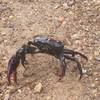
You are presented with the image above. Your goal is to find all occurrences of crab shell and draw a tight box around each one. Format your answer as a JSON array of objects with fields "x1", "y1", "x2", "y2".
[{"x1": 32, "y1": 35, "x2": 64, "y2": 54}]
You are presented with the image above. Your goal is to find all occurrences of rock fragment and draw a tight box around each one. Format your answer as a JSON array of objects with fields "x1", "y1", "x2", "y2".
[
  {"x1": 34, "y1": 83, "x2": 43, "y2": 93},
  {"x1": 4, "y1": 93, "x2": 10, "y2": 100}
]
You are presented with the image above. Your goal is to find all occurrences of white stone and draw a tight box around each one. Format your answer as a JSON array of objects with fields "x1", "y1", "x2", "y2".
[
  {"x1": 18, "y1": 89, "x2": 21, "y2": 93},
  {"x1": 82, "y1": 69, "x2": 87, "y2": 74},
  {"x1": 62, "y1": 3, "x2": 69, "y2": 10},
  {"x1": 4, "y1": 93, "x2": 10, "y2": 100},
  {"x1": 34, "y1": 83, "x2": 43, "y2": 93}
]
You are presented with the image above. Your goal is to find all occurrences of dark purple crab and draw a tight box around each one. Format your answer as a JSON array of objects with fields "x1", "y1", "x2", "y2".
[
  {"x1": 28, "y1": 35, "x2": 88, "y2": 80},
  {"x1": 7, "y1": 35, "x2": 88, "y2": 85},
  {"x1": 7, "y1": 44, "x2": 37, "y2": 85}
]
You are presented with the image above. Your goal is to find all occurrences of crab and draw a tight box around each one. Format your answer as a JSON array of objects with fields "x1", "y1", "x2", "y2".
[
  {"x1": 7, "y1": 44, "x2": 37, "y2": 85},
  {"x1": 28, "y1": 35, "x2": 88, "y2": 80},
  {"x1": 7, "y1": 35, "x2": 88, "y2": 85}
]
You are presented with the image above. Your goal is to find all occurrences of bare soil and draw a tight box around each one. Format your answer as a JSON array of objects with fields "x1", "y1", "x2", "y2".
[{"x1": 0, "y1": 0, "x2": 100, "y2": 100}]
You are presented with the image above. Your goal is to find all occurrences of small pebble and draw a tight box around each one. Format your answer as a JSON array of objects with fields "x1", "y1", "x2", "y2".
[
  {"x1": 91, "y1": 84, "x2": 96, "y2": 89},
  {"x1": 94, "y1": 51, "x2": 99, "y2": 56},
  {"x1": 58, "y1": 16, "x2": 64, "y2": 22},
  {"x1": 82, "y1": 69, "x2": 87, "y2": 74},
  {"x1": 9, "y1": 15, "x2": 14, "y2": 19},
  {"x1": 54, "y1": 4, "x2": 60, "y2": 9},
  {"x1": 95, "y1": 56, "x2": 100, "y2": 61},
  {"x1": 46, "y1": 96, "x2": 51, "y2": 100},
  {"x1": 18, "y1": 89, "x2": 21, "y2": 93},
  {"x1": 1, "y1": 32, "x2": 6, "y2": 35},
  {"x1": 62, "y1": 3, "x2": 69, "y2": 10},
  {"x1": 4, "y1": 40, "x2": 8, "y2": 43},
  {"x1": 0, "y1": 93, "x2": 3, "y2": 96},
  {"x1": 95, "y1": 78, "x2": 98, "y2": 81},
  {"x1": 4, "y1": 93, "x2": 10, "y2": 100},
  {"x1": 34, "y1": 83, "x2": 43, "y2": 93}
]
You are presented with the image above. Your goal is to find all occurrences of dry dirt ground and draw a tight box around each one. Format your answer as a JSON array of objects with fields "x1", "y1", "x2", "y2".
[{"x1": 0, "y1": 0, "x2": 100, "y2": 100}]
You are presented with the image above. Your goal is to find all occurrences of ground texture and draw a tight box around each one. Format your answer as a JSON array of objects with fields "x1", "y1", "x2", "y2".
[{"x1": 0, "y1": 0, "x2": 100, "y2": 100}]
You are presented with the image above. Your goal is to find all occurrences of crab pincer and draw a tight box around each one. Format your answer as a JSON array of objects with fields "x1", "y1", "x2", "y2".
[
  {"x1": 7, "y1": 44, "x2": 38, "y2": 85},
  {"x1": 7, "y1": 54, "x2": 20, "y2": 85}
]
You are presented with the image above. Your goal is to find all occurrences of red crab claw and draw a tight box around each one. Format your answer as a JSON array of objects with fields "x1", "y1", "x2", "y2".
[{"x1": 7, "y1": 55, "x2": 20, "y2": 85}]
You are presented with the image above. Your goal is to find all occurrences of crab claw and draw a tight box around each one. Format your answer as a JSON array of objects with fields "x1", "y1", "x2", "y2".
[{"x1": 7, "y1": 55, "x2": 20, "y2": 85}]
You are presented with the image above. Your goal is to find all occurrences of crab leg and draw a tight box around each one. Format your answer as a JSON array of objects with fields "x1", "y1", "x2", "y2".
[
  {"x1": 20, "y1": 56, "x2": 26, "y2": 68},
  {"x1": 27, "y1": 41, "x2": 34, "y2": 46},
  {"x1": 64, "y1": 54, "x2": 82, "y2": 79},
  {"x1": 7, "y1": 55, "x2": 20, "y2": 85},
  {"x1": 13, "y1": 70, "x2": 17, "y2": 84},
  {"x1": 58, "y1": 54, "x2": 67, "y2": 80},
  {"x1": 63, "y1": 49, "x2": 88, "y2": 60},
  {"x1": 7, "y1": 70, "x2": 12, "y2": 85}
]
